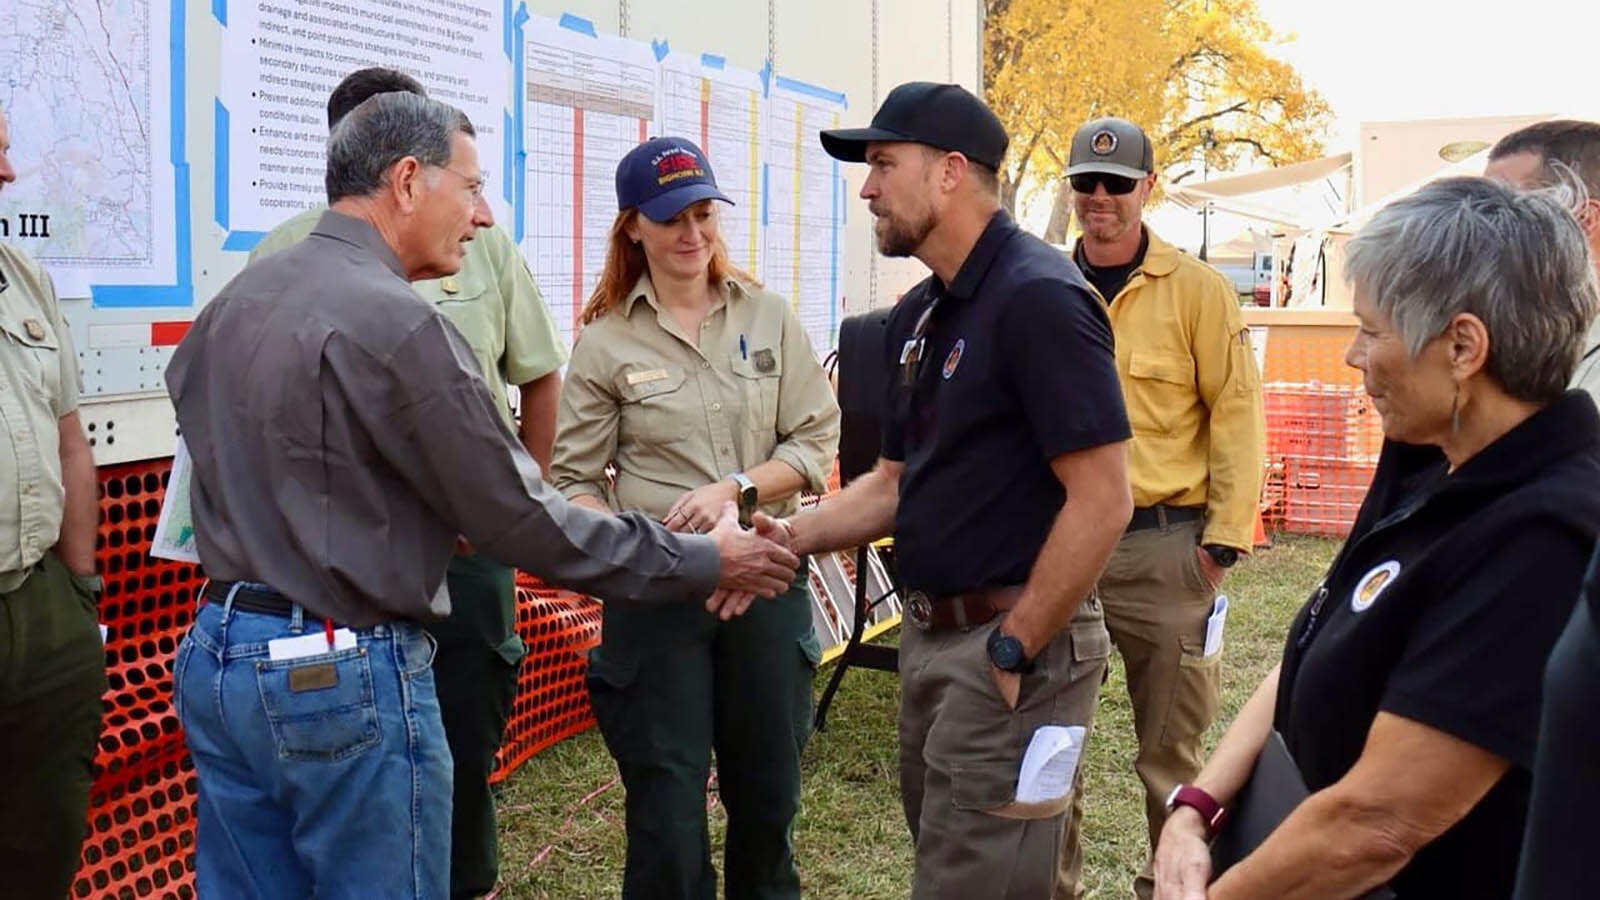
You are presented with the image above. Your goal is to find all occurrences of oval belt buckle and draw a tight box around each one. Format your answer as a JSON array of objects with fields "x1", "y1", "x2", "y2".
[{"x1": 907, "y1": 590, "x2": 934, "y2": 631}]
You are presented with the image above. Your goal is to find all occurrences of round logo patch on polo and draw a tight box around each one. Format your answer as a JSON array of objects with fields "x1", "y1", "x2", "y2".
[
  {"x1": 1351, "y1": 560, "x2": 1401, "y2": 613},
  {"x1": 1091, "y1": 130, "x2": 1118, "y2": 156},
  {"x1": 942, "y1": 338, "x2": 965, "y2": 379}
]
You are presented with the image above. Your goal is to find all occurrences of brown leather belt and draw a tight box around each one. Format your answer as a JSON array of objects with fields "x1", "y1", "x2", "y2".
[
  {"x1": 904, "y1": 585, "x2": 1023, "y2": 632},
  {"x1": 203, "y1": 580, "x2": 328, "y2": 623}
]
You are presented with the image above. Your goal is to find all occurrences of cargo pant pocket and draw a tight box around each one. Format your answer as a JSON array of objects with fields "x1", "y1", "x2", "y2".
[
  {"x1": 256, "y1": 647, "x2": 382, "y2": 762},
  {"x1": 1160, "y1": 642, "x2": 1221, "y2": 747},
  {"x1": 585, "y1": 650, "x2": 641, "y2": 761},
  {"x1": 952, "y1": 761, "x2": 1072, "y2": 820}
]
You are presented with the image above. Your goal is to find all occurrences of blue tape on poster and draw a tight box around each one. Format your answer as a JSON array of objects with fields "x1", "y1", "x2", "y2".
[
  {"x1": 652, "y1": 39, "x2": 670, "y2": 61},
  {"x1": 503, "y1": 0, "x2": 515, "y2": 59},
  {"x1": 221, "y1": 231, "x2": 267, "y2": 252},
  {"x1": 701, "y1": 53, "x2": 725, "y2": 70},
  {"x1": 759, "y1": 60, "x2": 772, "y2": 97},
  {"x1": 93, "y1": 0, "x2": 192, "y2": 308},
  {"x1": 772, "y1": 75, "x2": 846, "y2": 108},
  {"x1": 212, "y1": 0, "x2": 227, "y2": 25},
  {"x1": 214, "y1": 100, "x2": 230, "y2": 230},
  {"x1": 503, "y1": 110, "x2": 515, "y2": 205},
  {"x1": 558, "y1": 13, "x2": 596, "y2": 36},
  {"x1": 513, "y1": 3, "x2": 530, "y2": 244}
]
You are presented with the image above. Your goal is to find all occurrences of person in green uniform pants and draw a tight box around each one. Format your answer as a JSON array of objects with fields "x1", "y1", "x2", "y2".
[
  {"x1": 249, "y1": 68, "x2": 567, "y2": 900},
  {"x1": 0, "y1": 102, "x2": 108, "y2": 899},
  {"x1": 551, "y1": 136, "x2": 841, "y2": 900}
]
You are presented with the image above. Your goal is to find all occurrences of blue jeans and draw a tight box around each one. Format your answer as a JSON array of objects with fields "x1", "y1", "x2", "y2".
[{"x1": 174, "y1": 590, "x2": 453, "y2": 899}]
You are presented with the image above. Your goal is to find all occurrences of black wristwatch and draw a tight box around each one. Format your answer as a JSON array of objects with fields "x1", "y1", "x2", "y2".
[
  {"x1": 987, "y1": 627, "x2": 1036, "y2": 673},
  {"x1": 729, "y1": 472, "x2": 758, "y2": 526},
  {"x1": 1202, "y1": 543, "x2": 1240, "y2": 568}
]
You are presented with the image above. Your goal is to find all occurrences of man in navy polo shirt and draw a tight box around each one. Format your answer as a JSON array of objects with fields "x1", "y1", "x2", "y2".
[{"x1": 759, "y1": 82, "x2": 1133, "y2": 898}]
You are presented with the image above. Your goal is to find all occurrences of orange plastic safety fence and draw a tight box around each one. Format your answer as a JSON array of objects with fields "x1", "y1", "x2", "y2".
[
  {"x1": 490, "y1": 578, "x2": 604, "y2": 783},
  {"x1": 1257, "y1": 324, "x2": 1384, "y2": 538},
  {"x1": 75, "y1": 459, "x2": 200, "y2": 899},
  {"x1": 1259, "y1": 330, "x2": 1362, "y2": 387}
]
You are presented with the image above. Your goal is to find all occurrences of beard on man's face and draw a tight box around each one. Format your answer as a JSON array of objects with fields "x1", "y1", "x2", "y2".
[{"x1": 874, "y1": 205, "x2": 936, "y2": 257}]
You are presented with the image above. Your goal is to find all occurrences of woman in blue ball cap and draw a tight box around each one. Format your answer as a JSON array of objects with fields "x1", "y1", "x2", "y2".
[{"x1": 549, "y1": 136, "x2": 840, "y2": 898}]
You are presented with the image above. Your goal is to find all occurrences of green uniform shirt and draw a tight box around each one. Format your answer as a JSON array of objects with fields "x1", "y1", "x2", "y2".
[
  {"x1": 250, "y1": 207, "x2": 566, "y2": 428},
  {"x1": 0, "y1": 243, "x2": 80, "y2": 591},
  {"x1": 551, "y1": 274, "x2": 840, "y2": 520}
]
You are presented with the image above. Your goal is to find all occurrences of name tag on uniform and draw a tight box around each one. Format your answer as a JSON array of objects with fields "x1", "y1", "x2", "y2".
[
  {"x1": 626, "y1": 368, "x2": 670, "y2": 386},
  {"x1": 268, "y1": 629, "x2": 357, "y2": 662}
]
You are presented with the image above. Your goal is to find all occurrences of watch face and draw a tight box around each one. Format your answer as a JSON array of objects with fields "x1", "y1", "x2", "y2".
[{"x1": 987, "y1": 629, "x2": 1025, "y2": 670}]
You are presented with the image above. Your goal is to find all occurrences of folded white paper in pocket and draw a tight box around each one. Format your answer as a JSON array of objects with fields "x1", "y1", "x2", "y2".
[
  {"x1": 1204, "y1": 595, "x2": 1229, "y2": 658},
  {"x1": 1016, "y1": 724, "x2": 1087, "y2": 803},
  {"x1": 268, "y1": 629, "x2": 358, "y2": 662}
]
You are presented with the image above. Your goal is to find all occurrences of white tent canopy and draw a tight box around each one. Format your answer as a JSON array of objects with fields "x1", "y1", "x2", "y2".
[{"x1": 1167, "y1": 152, "x2": 1353, "y2": 230}]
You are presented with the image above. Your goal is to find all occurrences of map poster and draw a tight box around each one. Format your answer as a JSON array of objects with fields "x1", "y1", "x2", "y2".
[
  {"x1": 216, "y1": 0, "x2": 510, "y2": 237},
  {"x1": 0, "y1": 0, "x2": 178, "y2": 299},
  {"x1": 656, "y1": 52, "x2": 766, "y2": 279},
  {"x1": 520, "y1": 15, "x2": 657, "y2": 348}
]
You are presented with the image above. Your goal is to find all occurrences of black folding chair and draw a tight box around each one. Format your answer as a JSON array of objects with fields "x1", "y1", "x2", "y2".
[{"x1": 814, "y1": 310, "x2": 902, "y2": 732}]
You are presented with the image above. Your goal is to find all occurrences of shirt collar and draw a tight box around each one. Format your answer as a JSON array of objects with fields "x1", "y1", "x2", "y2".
[
  {"x1": 621, "y1": 273, "x2": 748, "y2": 316},
  {"x1": 1138, "y1": 226, "x2": 1182, "y2": 277},
  {"x1": 310, "y1": 210, "x2": 407, "y2": 280},
  {"x1": 944, "y1": 209, "x2": 1021, "y2": 302}
]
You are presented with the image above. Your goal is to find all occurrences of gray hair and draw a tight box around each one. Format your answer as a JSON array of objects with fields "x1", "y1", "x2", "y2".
[
  {"x1": 1344, "y1": 176, "x2": 1599, "y2": 402},
  {"x1": 325, "y1": 91, "x2": 474, "y2": 203}
]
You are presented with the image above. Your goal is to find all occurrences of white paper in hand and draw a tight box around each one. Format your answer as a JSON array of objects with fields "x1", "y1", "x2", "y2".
[
  {"x1": 1016, "y1": 725, "x2": 1087, "y2": 803},
  {"x1": 150, "y1": 437, "x2": 201, "y2": 564},
  {"x1": 1204, "y1": 595, "x2": 1229, "y2": 658}
]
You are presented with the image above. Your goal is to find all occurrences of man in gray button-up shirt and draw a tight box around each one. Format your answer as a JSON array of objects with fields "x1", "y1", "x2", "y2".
[{"x1": 166, "y1": 92, "x2": 797, "y2": 898}]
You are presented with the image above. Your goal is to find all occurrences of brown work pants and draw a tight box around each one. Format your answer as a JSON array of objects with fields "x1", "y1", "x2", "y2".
[
  {"x1": 898, "y1": 596, "x2": 1111, "y2": 900},
  {"x1": 1060, "y1": 518, "x2": 1222, "y2": 899}
]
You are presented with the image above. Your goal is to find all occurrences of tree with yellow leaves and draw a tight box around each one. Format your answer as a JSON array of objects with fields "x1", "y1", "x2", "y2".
[{"x1": 987, "y1": 0, "x2": 1332, "y2": 242}]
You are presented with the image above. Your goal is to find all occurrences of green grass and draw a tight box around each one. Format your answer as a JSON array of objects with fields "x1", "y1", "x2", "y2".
[{"x1": 493, "y1": 536, "x2": 1340, "y2": 899}]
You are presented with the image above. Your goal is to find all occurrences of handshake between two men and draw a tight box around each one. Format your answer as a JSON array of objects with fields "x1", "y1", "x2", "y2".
[{"x1": 694, "y1": 501, "x2": 804, "y2": 620}]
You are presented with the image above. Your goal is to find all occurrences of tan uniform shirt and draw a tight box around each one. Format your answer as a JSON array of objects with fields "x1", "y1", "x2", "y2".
[
  {"x1": 168, "y1": 212, "x2": 721, "y2": 627},
  {"x1": 250, "y1": 207, "x2": 566, "y2": 429},
  {"x1": 552, "y1": 275, "x2": 840, "y2": 521},
  {"x1": 1092, "y1": 227, "x2": 1265, "y2": 551},
  {"x1": 0, "y1": 244, "x2": 79, "y2": 592}
]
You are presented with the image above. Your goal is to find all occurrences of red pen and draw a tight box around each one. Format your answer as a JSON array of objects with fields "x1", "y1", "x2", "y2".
[{"x1": 324, "y1": 617, "x2": 336, "y2": 650}]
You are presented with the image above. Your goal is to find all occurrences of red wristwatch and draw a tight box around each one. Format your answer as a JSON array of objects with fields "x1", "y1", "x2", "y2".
[{"x1": 1165, "y1": 784, "x2": 1227, "y2": 838}]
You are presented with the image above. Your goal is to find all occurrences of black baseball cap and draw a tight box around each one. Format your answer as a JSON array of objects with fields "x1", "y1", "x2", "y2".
[
  {"x1": 820, "y1": 82, "x2": 1009, "y2": 170},
  {"x1": 615, "y1": 136, "x2": 732, "y2": 222}
]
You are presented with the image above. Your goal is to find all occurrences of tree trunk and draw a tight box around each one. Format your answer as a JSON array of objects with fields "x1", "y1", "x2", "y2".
[
  {"x1": 1000, "y1": 173, "x2": 1019, "y2": 213},
  {"x1": 1042, "y1": 177, "x2": 1074, "y2": 245}
]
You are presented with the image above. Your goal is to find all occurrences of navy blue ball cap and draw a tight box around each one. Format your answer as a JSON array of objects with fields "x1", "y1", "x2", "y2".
[
  {"x1": 616, "y1": 136, "x2": 733, "y2": 222},
  {"x1": 820, "y1": 81, "x2": 1009, "y2": 170}
]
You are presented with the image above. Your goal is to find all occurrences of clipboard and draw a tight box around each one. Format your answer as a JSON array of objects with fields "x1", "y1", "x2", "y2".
[{"x1": 1210, "y1": 731, "x2": 1396, "y2": 900}]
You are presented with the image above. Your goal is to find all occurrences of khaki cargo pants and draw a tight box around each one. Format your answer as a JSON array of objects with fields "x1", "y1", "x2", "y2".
[
  {"x1": 1061, "y1": 518, "x2": 1222, "y2": 899},
  {"x1": 898, "y1": 596, "x2": 1111, "y2": 900}
]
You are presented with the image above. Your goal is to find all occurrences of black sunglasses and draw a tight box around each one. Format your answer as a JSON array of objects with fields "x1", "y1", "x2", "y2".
[{"x1": 1069, "y1": 172, "x2": 1140, "y2": 196}]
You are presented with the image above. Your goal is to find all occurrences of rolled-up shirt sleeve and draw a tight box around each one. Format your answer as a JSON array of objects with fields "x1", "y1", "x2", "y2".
[
  {"x1": 353, "y1": 317, "x2": 720, "y2": 604},
  {"x1": 549, "y1": 330, "x2": 619, "y2": 506},
  {"x1": 769, "y1": 304, "x2": 841, "y2": 493}
]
